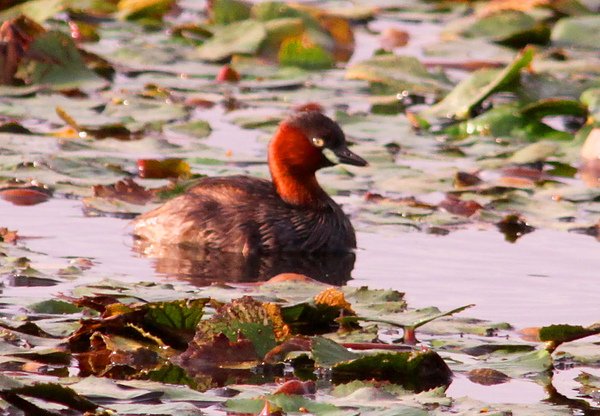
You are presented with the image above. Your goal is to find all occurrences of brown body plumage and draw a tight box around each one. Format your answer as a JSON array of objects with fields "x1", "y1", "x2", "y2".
[{"x1": 132, "y1": 111, "x2": 367, "y2": 255}]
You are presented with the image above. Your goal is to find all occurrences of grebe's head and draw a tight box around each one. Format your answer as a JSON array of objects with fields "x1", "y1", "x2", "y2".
[{"x1": 269, "y1": 111, "x2": 367, "y2": 175}]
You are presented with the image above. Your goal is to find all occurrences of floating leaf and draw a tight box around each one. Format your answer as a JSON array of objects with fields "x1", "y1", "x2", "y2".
[
  {"x1": 29, "y1": 299, "x2": 83, "y2": 314},
  {"x1": 137, "y1": 158, "x2": 191, "y2": 179},
  {"x1": 445, "y1": 103, "x2": 574, "y2": 141},
  {"x1": 311, "y1": 336, "x2": 358, "y2": 367},
  {"x1": 509, "y1": 141, "x2": 559, "y2": 164},
  {"x1": 581, "y1": 88, "x2": 600, "y2": 123},
  {"x1": 420, "y1": 47, "x2": 534, "y2": 122},
  {"x1": 331, "y1": 350, "x2": 452, "y2": 390},
  {"x1": 0, "y1": 187, "x2": 51, "y2": 206},
  {"x1": 186, "y1": 297, "x2": 284, "y2": 361},
  {"x1": 25, "y1": 31, "x2": 106, "y2": 90},
  {"x1": 197, "y1": 19, "x2": 267, "y2": 61},
  {"x1": 209, "y1": 0, "x2": 251, "y2": 24},
  {"x1": 456, "y1": 10, "x2": 550, "y2": 46},
  {"x1": 118, "y1": 0, "x2": 175, "y2": 21},
  {"x1": 539, "y1": 323, "x2": 600, "y2": 352},
  {"x1": 0, "y1": 382, "x2": 98, "y2": 415},
  {"x1": 92, "y1": 178, "x2": 154, "y2": 205},
  {"x1": 0, "y1": 0, "x2": 68, "y2": 24},
  {"x1": 278, "y1": 37, "x2": 334, "y2": 70},
  {"x1": 467, "y1": 368, "x2": 511, "y2": 385},
  {"x1": 346, "y1": 54, "x2": 453, "y2": 95},
  {"x1": 0, "y1": 227, "x2": 19, "y2": 243},
  {"x1": 215, "y1": 65, "x2": 241, "y2": 83},
  {"x1": 0, "y1": 16, "x2": 45, "y2": 85},
  {"x1": 551, "y1": 15, "x2": 600, "y2": 49},
  {"x1": 520, "y1": 98, "x2": 588, "y2": 119}
]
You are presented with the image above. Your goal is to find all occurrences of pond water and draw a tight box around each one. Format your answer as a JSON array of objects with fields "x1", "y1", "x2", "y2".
[
  {"x1": 2, "y1": 197, "x2": 598, "y2": 330},
  {"x1": 0, "y1": 0, "x2": 599, "y2": 413},
  {"x1": 2, "y1": 196, "x2": 599, "y2": 408}
]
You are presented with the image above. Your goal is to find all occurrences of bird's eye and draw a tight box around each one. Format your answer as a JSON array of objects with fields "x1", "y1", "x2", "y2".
[{"x1": 312, "y1": 137, "x2": 325, "y2": 148}]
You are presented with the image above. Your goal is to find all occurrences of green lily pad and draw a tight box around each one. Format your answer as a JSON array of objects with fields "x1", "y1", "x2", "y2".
[
  {"x1": 210, "y1": 0, "x2": 251, "y2": 24},
  {"x1": 118, "y1": 0, "x2": 175, "y2": 21},
  {"x1": 25, "y1": 31, "x2": 107, "y2": 90},
  {"x1": 0, "y1": 0, "x2": 69, "y2": 23},
  {"x1": 420, "y1": 47, "x2": 534, "y2": 123},
  {"x1": 197, "y1": 19, "x2": 267, "y2": 61},
  {"x1": 551, "y1": 15, "x2": 600, "y2": 49},
  {"x1": 581, "y1": 88, "x2": 600, "y2": 123},
  {"x1": 445, "y1": 104, "x2": 574, "y2": 142},
  {"x1": 456, "y1": 10, "x2": 550, "y2": 46},
  {"x1": 312, "y1": 336, "x2": 359, "y2": 366},
  {"x1": 166, "y1": 120, "x2": 212, "y2": 139},
  {"x1": 0, "y1": 382, "x2": 98, "y2": 414},
  {"x1": 539, "y1": 323, "x2": 600, "y2": 352},
  {"x1": 278, "y1": 38, "x2": 334, "y2": 70},
  {"x1": 28, "y1": 299, "x2": 83, "y2": 314},
  {"x1": 331, "y1": 350, "x2": 452, "y2": 389},
  {"x1": 346, "y1": 54, "x2": 453, "y2": 96}
]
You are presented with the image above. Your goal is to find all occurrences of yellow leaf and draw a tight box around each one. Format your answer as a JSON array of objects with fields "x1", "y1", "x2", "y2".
[{"x1": 314, "y1": 288, "x2": 354, "y2": 313}]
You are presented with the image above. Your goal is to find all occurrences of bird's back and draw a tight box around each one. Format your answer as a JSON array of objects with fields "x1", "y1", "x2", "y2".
[{"x1": 132, "y1": 175, "x2": 356, "y2": 254}]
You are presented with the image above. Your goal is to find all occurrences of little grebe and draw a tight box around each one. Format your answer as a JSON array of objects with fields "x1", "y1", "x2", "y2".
[{"x1": 132, "y1": 111, "x2": 367, "y2": 254}]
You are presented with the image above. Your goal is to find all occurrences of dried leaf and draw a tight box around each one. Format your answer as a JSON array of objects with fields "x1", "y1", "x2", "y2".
[{"x1": 92, "y1": 178, "x2": 154, "y2": 205}]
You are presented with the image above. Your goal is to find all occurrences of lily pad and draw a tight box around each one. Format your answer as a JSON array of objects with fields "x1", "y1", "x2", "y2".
[
  {"x1": 420, "y1": 47, "x2": 534, "y2": 123},
  {"x1": 197, "y1": 19, "x2": 267, "y2": 61},
  {"x1": 25, "y1": 31, "x2": 107, "y2": 90},
  {"x1": 346, "y1": 54, "x2": 453, "y2": 96},
  {"x1": 551, "y1": 15, "x2": 600, "y2": 49},
  {"x1": 455, "y1": 10, "x2": 550, "y2": 46}
]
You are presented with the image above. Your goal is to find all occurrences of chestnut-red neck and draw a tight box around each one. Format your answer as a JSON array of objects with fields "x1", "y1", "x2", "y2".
[{"x1": 268, "y1": 123, "x2": 327, "y2": 207}]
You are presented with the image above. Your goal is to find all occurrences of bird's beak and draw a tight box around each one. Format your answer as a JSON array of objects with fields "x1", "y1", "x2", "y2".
[{"x1": 324, "y1": 145, "x2": 368, "y2": 167}]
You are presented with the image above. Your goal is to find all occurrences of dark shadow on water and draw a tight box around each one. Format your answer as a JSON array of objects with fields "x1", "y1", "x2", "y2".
[{"x1": 132, "y1": 240, "x2": 355, "y2": 286}]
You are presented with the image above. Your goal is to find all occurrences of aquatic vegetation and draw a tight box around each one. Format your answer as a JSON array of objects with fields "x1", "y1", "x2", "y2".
[{"x1": 0, "y1": 0, "x2": 598, "y2": 414}]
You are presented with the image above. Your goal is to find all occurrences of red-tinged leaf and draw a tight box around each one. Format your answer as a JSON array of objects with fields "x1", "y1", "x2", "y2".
[
  {"x1": 137, "y1": 158, "x2": 191, "y2": 179},
  {"x1": 216, "y1": 64, "x2": 240, "y2": 83},
  {"x1": 438, "y1": 195, "x2": 482, "y2": 217},
  {"x1": 185, "y1": 97, "x2": 216, "y2": 108},
  {"x1": 263, "y1": 336, "x2": 312, "y2": 364},
  {"x1": 454, "y1": 171, "x2": 482, "y2": 188},
  {"x1": 0, "y1": 187, "x2": 51, "y2": 206},
  {"x1": 502, "y1": 166, "x2": 547, "y2": 181},
  {"x1": 380, "y1": 27, "x2": 409, "y2": 50},
  {"x1": 187, "y1": 297, "x2": 286, "y2": 359},
  {"x1": 498, "y1": 176, "x2": 536, "y2": 188},
  {"x1": 0, "y1": 227, "x2": 19, "y2": 243},
  {"x1": 423, "y1": 60, "x2": 505, "y2": 71},
  {"x1": 92, "y1": 178, "x2": 154, "y2": 205},
  {"x1": 58, "y1": 294, "x2": 129, "y2": 314},
  {"x1": 176, "y1": 332, "x2": 259, "y2": 370},
  {"x1": 273, "y1": 379, "x2": 316, "y2": 395},
  {"x1": 0, "y1": 16, "x2": 45, "y2": 85},
  {"x1": 518, "y1": 327, "x2": 541, "y2": 342},
  {"x1": 467, "y1": 368, "x2": 511, "y2": 385}
]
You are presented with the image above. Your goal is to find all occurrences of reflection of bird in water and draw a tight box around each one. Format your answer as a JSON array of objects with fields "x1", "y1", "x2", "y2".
[
  {"x1": 133, "y1": 240, "x2": 355, "y2": 286},
  {"x1": 131, "y1": 110, "x2": 366, "y2": 284}
]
